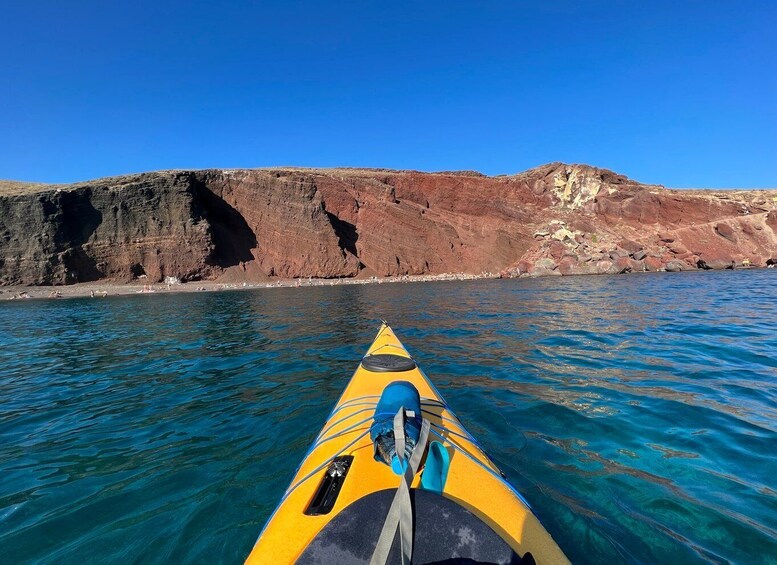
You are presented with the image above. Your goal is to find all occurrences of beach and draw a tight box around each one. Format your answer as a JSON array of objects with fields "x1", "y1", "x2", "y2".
[{"x1": 1, "y1": 272, "x2": 500, "y2": 301}]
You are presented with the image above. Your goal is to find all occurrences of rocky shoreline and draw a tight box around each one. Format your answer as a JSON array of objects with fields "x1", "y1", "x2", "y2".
[
  {"x1": 4, "y1": 265, "x2": 773, "y2": 302},
  {"x1": 1, "y1": 271, "x2": 498, "y2": 300},
  {"x1": 1, "y1": 163, "x2": 775, "y2": 287},
  {"x1": 502, "y1": 218, "x2": 775, "y2": 278}
]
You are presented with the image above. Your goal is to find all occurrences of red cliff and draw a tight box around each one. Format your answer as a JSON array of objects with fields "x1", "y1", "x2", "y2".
[{"x1": 1, "y1": 164, "x2": 775, "y2": 285}]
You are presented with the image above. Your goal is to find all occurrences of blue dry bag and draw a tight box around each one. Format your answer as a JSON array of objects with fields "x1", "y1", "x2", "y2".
[{"x1": 370, "y1": 381, "x2": 423, "y2": 474}]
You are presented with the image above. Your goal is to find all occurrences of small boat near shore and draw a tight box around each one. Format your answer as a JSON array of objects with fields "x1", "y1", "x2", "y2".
[{"x1": 247, "y1": 322, "x2": 568, "y2": 564}]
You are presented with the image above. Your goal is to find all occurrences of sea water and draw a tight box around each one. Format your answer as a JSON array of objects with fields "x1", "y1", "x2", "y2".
[{"x1": 0, "y1": 270, "x2": 775, "y2": 564}]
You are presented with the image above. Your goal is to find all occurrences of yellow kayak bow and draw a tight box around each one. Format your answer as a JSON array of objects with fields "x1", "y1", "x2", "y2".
[{"x1": 247, "y1": 323, "x2": 569, "y2": 564}]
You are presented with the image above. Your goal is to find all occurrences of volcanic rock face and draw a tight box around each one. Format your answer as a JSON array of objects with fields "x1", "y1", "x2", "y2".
[
  {"x1": 0, "y1": 173, "x2": 215, "y2": 285},
  {"x1": 0, "y1": 163, "x2": 775, "y2": 285}
]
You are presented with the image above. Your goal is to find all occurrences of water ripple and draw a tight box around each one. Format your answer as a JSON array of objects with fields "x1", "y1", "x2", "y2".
[{"x1": 1, "y1": 270, "x2": 776, "y2": 563}]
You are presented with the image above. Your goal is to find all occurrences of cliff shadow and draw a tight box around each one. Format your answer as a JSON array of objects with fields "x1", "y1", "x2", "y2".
[
  {"x1": 326, "y1": 212, "x2": 358, "y2": 257},
  {"x1": 193, "y1": 181, "x2": 257, "y2": 268},
  {"x1": 54, "y1": 191, "x2": 104, "y2": 283},
  {"x1": 55, "y1": 191, "x2": 103, "y2": 247},
  {"x1": 61, "y1": 247, "x2": 103, "y2": 282}
]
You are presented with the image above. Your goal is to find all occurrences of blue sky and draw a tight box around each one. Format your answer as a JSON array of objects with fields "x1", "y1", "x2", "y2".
[{"x1": 2, "y1": 1, "x2": 775, "y2": 187}]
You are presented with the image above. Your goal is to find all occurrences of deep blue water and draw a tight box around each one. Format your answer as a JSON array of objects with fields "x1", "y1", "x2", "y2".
[{"x1": 1, "y1": 270, "x2": 776, "y2": 564}]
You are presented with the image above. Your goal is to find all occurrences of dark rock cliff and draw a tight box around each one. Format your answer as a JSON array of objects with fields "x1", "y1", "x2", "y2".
[{"x1": 1, "y1": 164, "x2": 775, "y2": 285}]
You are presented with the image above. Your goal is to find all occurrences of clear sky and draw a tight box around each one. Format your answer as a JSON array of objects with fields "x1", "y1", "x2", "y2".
[{"x1": 2, "y1": 1, "x2": 775, "y2": 187}]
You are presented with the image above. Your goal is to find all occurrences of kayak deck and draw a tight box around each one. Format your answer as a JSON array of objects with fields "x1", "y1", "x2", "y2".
[{"x1": 247, "y1": 323, "x2": 568, "y2": 564}]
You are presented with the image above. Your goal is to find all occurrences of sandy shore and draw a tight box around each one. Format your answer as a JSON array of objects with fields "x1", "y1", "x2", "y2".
[{"x1": 1, "y1": 272, "x2": 500, "y2": 301}]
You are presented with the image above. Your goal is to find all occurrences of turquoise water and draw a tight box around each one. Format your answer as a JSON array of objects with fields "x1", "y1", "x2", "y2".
[{"x1": 1, "y1": 270, "x2": 776, "y2": 564}]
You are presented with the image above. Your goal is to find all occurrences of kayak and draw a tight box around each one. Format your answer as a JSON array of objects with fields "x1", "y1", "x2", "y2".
[{"x1": 246, "y1": 323, "x2": 569, "y2": 564}]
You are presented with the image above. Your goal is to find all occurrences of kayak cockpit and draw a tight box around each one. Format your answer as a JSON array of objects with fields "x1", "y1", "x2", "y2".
[{"x1": 297, "y1": 488, "x2": 535, "y2": 565}]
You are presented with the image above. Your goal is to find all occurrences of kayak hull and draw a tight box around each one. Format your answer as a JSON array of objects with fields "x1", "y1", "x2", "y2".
[{"x1": 247, "y1": 324, "x2": 568, "y2": 564}]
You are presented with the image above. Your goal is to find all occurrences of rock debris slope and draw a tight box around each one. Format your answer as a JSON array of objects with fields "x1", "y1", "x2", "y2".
[{"x1": 0, "y1": 164, "x2": 775, "y2": 285}]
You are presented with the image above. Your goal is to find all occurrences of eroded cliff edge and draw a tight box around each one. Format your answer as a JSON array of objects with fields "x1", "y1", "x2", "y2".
[{"x1": 1, "y1": 164, "x2": 775, "y2": 285}]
